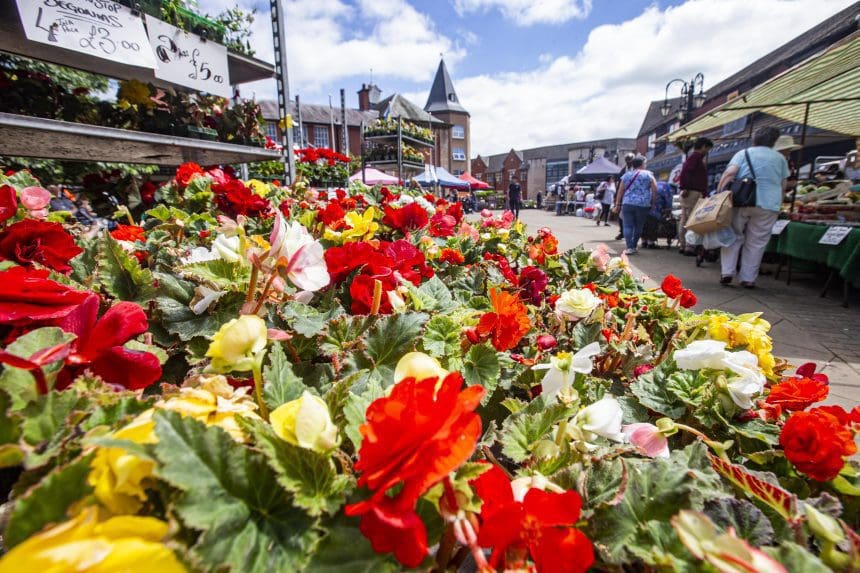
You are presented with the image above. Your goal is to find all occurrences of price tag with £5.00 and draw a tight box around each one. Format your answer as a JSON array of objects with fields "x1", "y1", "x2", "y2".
[{"x1": 146, "y1": 17, "x2": 231, "y2": 98}]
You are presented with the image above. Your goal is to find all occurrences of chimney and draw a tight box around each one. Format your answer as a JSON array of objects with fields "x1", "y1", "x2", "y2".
[
  {"x1": 357, "y1": 83, "x2": 370, "y2": 111},
  {"x1": 357, "y1": 83, "x2": 382, "y2": 111}
]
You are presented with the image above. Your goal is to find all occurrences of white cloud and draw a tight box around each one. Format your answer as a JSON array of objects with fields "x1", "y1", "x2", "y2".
[
  {"x1": 453, "y1": 0, "x2": 592, "y2": 26},
  {"x1": 199, "y1": 0, "x2": 464, "y2": 100},
  {"x1": 446, "y1": 0, "x2": 856, "y2": 156}
]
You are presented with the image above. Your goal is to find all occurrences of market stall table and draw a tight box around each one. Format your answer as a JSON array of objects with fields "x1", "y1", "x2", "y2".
[{"x1": 768, "y1": 221, "x2": 860, "y2": 305}]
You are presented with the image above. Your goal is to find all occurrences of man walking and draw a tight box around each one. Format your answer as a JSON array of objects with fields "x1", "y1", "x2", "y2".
[
  {"x1": 677, "y1": 137, "x2": 714, "y2": 254},
  {"x1": 615, "y1": 153, "x2": 635, "y2": 240},
  {"x1": 508, "y1": 179, "x2": 522, "y2": 219}
]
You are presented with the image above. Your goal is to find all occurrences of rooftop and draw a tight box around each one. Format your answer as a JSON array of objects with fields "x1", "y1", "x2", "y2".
[
  {"x1": 424, "y1": 59, "x2": 468, "y2": 115},
  {"x1": 259, "y1": 100, "x2": 378, "y2": 127}
]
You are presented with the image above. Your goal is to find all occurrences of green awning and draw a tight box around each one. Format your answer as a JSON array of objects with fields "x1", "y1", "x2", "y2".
[{"x1": 666, "y1": 31, "x2": 860, "y2": 142}]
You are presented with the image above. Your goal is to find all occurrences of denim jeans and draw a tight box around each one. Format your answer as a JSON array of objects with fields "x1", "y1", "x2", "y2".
[{"x1": 621, "y1": 204, "x2": 650, "y2": 250}]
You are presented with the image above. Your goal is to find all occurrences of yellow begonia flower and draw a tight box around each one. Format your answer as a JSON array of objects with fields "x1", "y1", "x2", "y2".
[
  {"x1": 341, "y1": 207, "x2": 379, "y2": 242},
  {"x1": 707, "y1": 313, "x2": 776, "y2": 377},
  {"x1": 270, "y1": 391, "x2": 339, "y2": 453},
  {"x1": 89, "y1": 412, "x2": 157, "y2": 515},
  {"x1": 0, "y1": 506, "x2": 185, "y2": 573},
  {"x1": 88, "y1": 376, "x2": 262, "y2": 514},
  {"x1": 116, "y1": 79, "x2": 153, "y2": 109},
  {"x1": 246, "y1": 179, "x2": 270, "y2": 197},
  {"x1": 206, "y1": 315, "x2": 268, "y2": 373}
]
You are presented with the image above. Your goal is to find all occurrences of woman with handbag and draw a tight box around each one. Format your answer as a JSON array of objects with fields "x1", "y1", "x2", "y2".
[
  {"x1": 613, "y1": 155, "x2": 657, "y2": 255},
  {"x1": 715, "y1": 127, "x2": 790, "y2": 288}
]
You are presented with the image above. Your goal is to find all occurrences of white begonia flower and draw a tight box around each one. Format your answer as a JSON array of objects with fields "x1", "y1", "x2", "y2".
[
  {"x1": 212, "y1": 234, "x2": 242, "y2": 263},
  {"x1": 269, "y1": 212, "x2": 330, "y2": 292},
  {"x1": 181, "y1": 245, "x2": 217, "y2": 265},
  {"x1": 532, "y1": 342, "x2": 602, "y2": 399},
  {"x1": 722, "y1": 350, "x2": 766, "y2": 409},
  {"x1": 190, "y1": 285, "x2": 226, "y2": 315},
  {"x1": 555, "y1": 288, "x2": 601, "y2": 320},
  {"x1": 674, "y1": 340, "x2": 729, "y2": 371},
  {"x1": 510, "y1": 473, "x2": 564, "y2": 502},
  {"x1": 387, "y1": 289, "x2": 407, "y2": 313},
  {"x1": 573, "y1": 395, "x2": 625, "y2": 443}
]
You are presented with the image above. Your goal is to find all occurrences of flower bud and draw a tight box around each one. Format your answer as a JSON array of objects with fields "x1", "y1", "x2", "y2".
[
  {"x1": 464, "y1": 327, "x2": 482, "y2": 345},
  {"x1": 655, "y1": 417, "x2": 678, "y2": 436},
  {"x1": 394, "y1": 352, "x2": 448, "y2": 384},
  {"x1": 270, "y1": 391, "x2": 339, "y2": 453},
  {"x1": 536, "y1": 334, "x2": 557, "y2": 351},
  {"x1": 206, "y1": 315, "x2": 268, "y2": 373}
]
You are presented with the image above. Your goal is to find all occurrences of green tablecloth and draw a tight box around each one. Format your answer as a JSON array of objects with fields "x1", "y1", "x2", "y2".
[{"x1": 767, "y1": 222, "x2": 860, "y2": 287}]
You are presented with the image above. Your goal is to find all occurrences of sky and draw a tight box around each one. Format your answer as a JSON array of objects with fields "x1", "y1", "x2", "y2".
[{"x1": 199, "y1": 0, "x2": 856, "y2": 156}]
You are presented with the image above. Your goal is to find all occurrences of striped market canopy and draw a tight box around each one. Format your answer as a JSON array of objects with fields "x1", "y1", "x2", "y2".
[{"x1": 665, "y1": 30, "x2": 860, "y2": 142}]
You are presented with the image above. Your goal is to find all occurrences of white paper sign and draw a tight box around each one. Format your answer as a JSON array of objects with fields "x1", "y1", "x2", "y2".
[
  {"x1": 15, "y1": 0, "x2": 156, "y2": 69},
  {"x1": 818, "y1": 225, "x2": 852, "y2": 246},
  {"x1": 771, "y1": 220, "x2": 790, "y2": 235},
  {"x1": 146, "y1": 18, "x2": 230, "y2": 98}
]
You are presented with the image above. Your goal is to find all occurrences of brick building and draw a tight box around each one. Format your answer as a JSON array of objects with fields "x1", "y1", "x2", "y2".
[{"x1": 472, "y1": 138, "x2": 636, "y2": 199}]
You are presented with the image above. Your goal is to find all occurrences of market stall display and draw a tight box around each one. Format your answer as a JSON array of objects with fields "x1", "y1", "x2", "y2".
[{"x1": 0, "y1": 165, "x2": 857, "y2": 573}]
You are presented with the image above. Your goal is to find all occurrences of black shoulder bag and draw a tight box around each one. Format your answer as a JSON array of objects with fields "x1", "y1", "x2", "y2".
[{"x1": 730, "y1": 149, "x2": 757, "y2": 207}]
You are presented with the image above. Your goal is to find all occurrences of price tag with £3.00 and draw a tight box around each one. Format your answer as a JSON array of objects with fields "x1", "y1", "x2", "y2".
[
  {"x1": 818, "y1": 225, "x2": 852, "y2": 246},
  {"x1": 15, "y1": 0, "x2": 156, "y2": 69},
  {"x1": 146, "y1": 18, "x2": 231, "y2": 98}
]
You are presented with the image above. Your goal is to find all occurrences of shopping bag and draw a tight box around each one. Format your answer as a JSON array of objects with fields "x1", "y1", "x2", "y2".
[{"x1": 685, "y1": 191, "x2": 732, "y2": 234}]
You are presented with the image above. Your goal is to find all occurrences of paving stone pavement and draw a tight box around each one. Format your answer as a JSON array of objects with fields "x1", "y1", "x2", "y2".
[{"x1": 513, "y1": 208, "x2": 860, "y2": 409}]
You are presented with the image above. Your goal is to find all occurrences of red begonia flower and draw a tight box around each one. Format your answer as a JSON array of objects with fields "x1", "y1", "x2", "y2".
[
  {"x1": 110, "y1": 224, "x2": 146, "y2": 243},
  {"x1": 213, "y1": 180, "x2": 270, "y2": 218},
  {"x1": 0, "y1": 267, "x2": 90, "y2": 327},
  {"x1": 382, "y1": 203, "x2": 429, "y2": 232},
  {"x1": 517, "y1": 266, "x2": 548, "y2": 305},
  {"x1": 346, "y1": 373, "x2": 484, "y2": 567},
  {"x1": 780, "y1": 406, "x2": 856, "y2": 482},
  {"x1": 0, "y1": 184, "x2": 17, "y2": 223},
  {"x1": 382, "y1": 240, "x2": 433, "y2": 285},
  {"x1": 472, "y1": 465, "x2": 594, "y2": 573},
  {"x1": 766, "y1": 377, "x2": 829, "y2": 411},
  {"x1": 476, "y1": 288, "x2": 530, "y2": 351},
  {"x1": 429, "y1": 212, "x2": 457, "y2": 237},
  {"x1": 795, "y1": 362, "x2": 828, "y2": 384},
  {"x1": 176, "y1": 162, "x2": 204, "y2": 187},
  {"x1": 679, "y1": 288, "x2": 697, "y2": 308},
  {"x1": 59, "y1": 295, "x2": 161, "y2": 391},
  {"x1": 439, "y1": 248, "x2": 465, "y2": 265},
  {"x1": 0, "y1": 219, "x2": 83, "y2": 273},
  {"x1": 324, "y1": 241, "x2": 375, "y2": 284},
  {"x1": 661, "y1": 274, "x2": 684, "y2": 298},
  {"x1": 317, "y1": 201, "x2": 346, "y2": 226}
]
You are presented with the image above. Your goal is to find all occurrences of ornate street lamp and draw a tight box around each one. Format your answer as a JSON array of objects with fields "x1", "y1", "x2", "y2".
[{"x1": 660, "y1": 73, "x2": 706, "y2": 122}]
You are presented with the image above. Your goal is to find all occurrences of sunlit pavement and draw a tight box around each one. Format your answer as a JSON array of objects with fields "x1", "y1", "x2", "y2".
[{"x1": 514, "y1": 207, "x2": 860, "y2": 409}]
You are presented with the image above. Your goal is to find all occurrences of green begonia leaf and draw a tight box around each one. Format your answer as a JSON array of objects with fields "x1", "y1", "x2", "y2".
[
  {"x1": 244, "y1": 417, "x2": 353, "y2": 517},
  {"x1": 4, "y1": 454, "x2": 93, "y2": 547},
  {"x1": 263, "y1": 343, "x2": 307, "y2": 409},
  {"x1": 355, "y1": 313, "x2": 428, "y2": 383},
  {"x1": 422, "y1": 315, "x2": 461, "y2": 358},
  {"x1": 462, "y1": 343, "x2": 500, "y2": 403},
  {"x1": 153, "y1": 411, "x2": 319, "y2": 573},
  {"x1": 305, "y1": 514, "x2": 398, "y2": 573},
  {"x1": 95, "y1": 232, "x2": 156, "y2": 302}
]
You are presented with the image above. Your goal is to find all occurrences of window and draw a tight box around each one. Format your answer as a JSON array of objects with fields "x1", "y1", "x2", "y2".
[
  {"x1": 292, "y1": 125, "x2": 308, "y2": 146},
  {"x1": 545, "y1": 160, "x2": 568, "y2": 185},
  {"x1": 668, "y1": 122, "x2": 680, "y2": 134},
  {"x1": 313, "y1": 126, "x2": 330, "y2": 148},
  {"x1": 452, "y1": 125, "x2": 465, "y2": 139},
  {"x1": 508, "y1": 169, "x2": 516, "y2": 180},
  {"x1": 265, "y1": 121, "x2": 278, "y2": 139},
  {"x1": 647, "y1": 132, "x2": 656, "y2": 149},
  {"x1": 453, "y1": 169, "x2": 463, "y2": 176},
  {"x1": 452, "y1": 147, "x2": 466, "y2": 161}
]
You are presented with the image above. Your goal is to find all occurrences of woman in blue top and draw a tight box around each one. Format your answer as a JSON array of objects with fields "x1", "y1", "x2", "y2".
[
  {"x1": 716, "y1": 127, "x2": 790, "y2": 288},
  {"x1": 613, "y1": 155, "x2": 657, "y2": 254}
]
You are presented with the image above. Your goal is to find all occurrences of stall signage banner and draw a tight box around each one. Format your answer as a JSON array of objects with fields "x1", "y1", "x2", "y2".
[
  {"x1": 771, "y1": 220, "x2": 790, "y2": 235},
  {"x1": 146, "y1": 18, "x2": 230, "y2": 97},
  {"x1": 818, "y1": 225, "x2": 852, "y2": 246},
  {"x1": 15, "y1": 0, "x2": 156, "y2": 69}
]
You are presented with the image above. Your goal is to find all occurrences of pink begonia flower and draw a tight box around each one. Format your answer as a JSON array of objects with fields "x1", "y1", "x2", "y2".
[
  {"x1": 590, "y1": 243, "x2": 611, "y2": 271},
  {"x1": 480, "y1": 209, "x2": 493, "y2": 219},
  {"x1": 268, "y1": 211, "x2": 330, "y2": 292},
  {"x1": 623, "y1": 423, "x2": 670, "y2": 458},
  {"x1": 499, "y1": 210, "x2": 515, "y2": 228},
  {"x1": 457, "y1": 220, "x2": 479, "y2": 242},
  {"x1": 20, "y1": 187, "x2": 51, "y2": 218}
]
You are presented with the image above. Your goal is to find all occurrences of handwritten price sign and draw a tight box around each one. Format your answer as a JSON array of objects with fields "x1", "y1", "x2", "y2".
[
  {"x1": 146, "y1": 18, "x2": 231, "y2": 98},
  {"x1": 15, "y1": 0, "x2": 155, "y2": 69}
]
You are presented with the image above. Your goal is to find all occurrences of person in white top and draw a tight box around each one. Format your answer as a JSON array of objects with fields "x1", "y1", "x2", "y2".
[{"x1": 596, "y1": 175, "x2": 615, "y2": 226}]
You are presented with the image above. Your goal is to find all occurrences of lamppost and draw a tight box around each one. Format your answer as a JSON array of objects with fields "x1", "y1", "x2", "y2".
[{"x1": 660, "y1": 73, "x2": 706, "y2": 122}]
